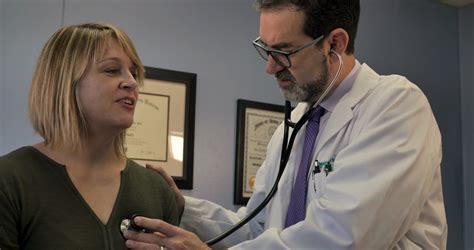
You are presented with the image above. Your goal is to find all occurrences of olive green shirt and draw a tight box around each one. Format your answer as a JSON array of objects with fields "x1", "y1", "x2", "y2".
[{"x1": 0, "y1": 146, "x2": 179, "y2": 249}]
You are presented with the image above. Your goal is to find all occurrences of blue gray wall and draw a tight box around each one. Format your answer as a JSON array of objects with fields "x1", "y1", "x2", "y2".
[
  {"x1": 0, "y1": 0, "x2": 470, "y2": 249},
  {"x1": 0, "y1": 0, "x2": 63, "y2": 155},
  {"x1": 358, "y1": 1, "x2": 464, "y2": 249},
  {"x1": 460, "y1": 4, "x2": 474, "y2": 250},
  {"x1": 0, "y1": 1, "x2": 3, "y2": 154}
]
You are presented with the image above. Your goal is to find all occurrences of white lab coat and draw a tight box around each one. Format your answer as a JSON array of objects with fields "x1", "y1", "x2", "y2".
[{"x1": 181, "y1": 64, "x2": 447, "y2": 249}]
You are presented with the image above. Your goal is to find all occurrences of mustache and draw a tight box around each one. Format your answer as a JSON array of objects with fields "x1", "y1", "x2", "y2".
[{"x1": 275, "y1": 69, "x2": 293, "y2": 81}]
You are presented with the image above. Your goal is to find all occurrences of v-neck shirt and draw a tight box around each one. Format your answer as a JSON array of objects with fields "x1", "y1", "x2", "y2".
[{"x1": 0, "y1": 146, "x2": 179, "y2": 249}]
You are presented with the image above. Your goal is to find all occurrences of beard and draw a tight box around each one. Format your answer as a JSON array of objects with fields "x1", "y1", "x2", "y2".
[{"x1": 276, "y1": 55, "x2": 330, "y2": 103}]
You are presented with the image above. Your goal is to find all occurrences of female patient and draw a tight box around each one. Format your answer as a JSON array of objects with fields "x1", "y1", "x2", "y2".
[{"x1": 0, "y1": 23, "x2": 178, "y2": 249}]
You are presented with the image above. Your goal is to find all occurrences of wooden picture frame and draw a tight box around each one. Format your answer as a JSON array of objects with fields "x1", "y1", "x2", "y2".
[
  {"x1": 234, "y1": 99, "x2": 285, "y2": 205},
  {"x1": 125, "y1": 66, "x2": 196, "y2": 189}
]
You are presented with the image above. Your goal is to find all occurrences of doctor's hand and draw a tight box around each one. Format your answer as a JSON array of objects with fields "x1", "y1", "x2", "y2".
[
  {"x1": 123, "y1": 216, "x2": 210, "y2": 250},
  {"x1": 146, "y1": 163, "x2": 185, "y2": 216}
]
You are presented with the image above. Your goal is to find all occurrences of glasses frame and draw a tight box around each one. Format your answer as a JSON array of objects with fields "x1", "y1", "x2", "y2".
[{"x1": 252, "y1": 35, "x2": 325, "y2": 68}]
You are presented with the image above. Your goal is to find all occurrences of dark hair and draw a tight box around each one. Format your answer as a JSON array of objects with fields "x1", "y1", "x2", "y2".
[{"x1": 255, "y1": 0, "x2": 360, "y2": 54}]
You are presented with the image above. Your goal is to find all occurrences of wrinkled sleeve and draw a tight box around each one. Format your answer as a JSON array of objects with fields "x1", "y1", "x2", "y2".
[{"x1": 179, "y1": 124, "x2": 286, "y2": 249}]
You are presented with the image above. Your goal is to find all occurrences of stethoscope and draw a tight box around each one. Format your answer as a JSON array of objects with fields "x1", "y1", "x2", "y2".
[{"x1": 119, "y1": 50, "x2": 343, "y2": 246}]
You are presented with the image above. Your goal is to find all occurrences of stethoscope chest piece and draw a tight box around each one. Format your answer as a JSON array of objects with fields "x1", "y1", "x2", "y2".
[
  {"x1": 120, "y1": 214, "x2": 148, "y2": 235},
  {"x1": 120, "y1": 218, "x2": 132, "y2": 234}
]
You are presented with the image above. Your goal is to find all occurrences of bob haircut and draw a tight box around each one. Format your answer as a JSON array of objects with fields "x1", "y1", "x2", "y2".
[{"x1": 28, "y1": 22, "x2": 145, "y2": 157}]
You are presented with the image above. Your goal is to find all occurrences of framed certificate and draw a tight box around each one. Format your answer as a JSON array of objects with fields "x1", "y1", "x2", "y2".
[
  {"x1": 125, "y1": 66, "x2": 196, "y2": 189},
  {"x1": 234, "y1": 99, "x2": 285, "y2": 205}
]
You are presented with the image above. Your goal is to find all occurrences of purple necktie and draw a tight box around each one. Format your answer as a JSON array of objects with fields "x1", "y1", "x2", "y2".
[{"x1": 285, "y1": 106, "x2": 325, "y2": 228}]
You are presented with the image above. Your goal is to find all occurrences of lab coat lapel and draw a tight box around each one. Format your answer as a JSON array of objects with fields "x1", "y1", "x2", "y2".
[
  {"x1": 315, "y1": 101, "x2": 353, "y2": 152},
  {"x1": 315, "y1": 64, "x2": 380, "y2": 152}
]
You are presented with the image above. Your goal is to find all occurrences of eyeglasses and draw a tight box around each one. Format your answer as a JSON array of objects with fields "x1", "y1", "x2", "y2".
[{"x1": 252, "y1": 35, "x2": 325, "y2": 68}]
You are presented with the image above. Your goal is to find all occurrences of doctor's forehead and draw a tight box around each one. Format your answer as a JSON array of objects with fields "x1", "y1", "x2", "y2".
[{"x1": 258, "y1": 7, "x2": 307, "y2": 46}]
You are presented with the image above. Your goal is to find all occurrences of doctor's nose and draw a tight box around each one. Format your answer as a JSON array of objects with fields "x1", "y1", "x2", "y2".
[{"x1": 265, "y1": 55, "x2": 285, "y2": 75}]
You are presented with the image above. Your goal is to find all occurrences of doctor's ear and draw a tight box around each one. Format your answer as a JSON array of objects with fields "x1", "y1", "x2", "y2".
[{"x1": 327, "y1": 28, "x2": 349, "y2": 56}]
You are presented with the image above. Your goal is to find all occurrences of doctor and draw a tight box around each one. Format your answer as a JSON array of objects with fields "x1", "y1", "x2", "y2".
[{"x1": 124, "y1": 0, "x2": 448, "y2": 249}]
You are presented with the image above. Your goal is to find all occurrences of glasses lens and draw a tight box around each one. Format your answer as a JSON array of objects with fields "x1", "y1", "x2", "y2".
[
  {"x1": 270, "y1": 52, "x2": 290, "y2": 67},
  {"x1": 253, "y1": 44, "x2": 269, "y2": 61},
  {"x1": 252, "y1": 40, "x2": 291, "y2": 67}
]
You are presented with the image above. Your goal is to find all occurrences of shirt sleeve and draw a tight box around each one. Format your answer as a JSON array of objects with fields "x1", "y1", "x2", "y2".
[
  {"x1": 178, "y1": 122, "x2": 291, "y2": 249},
  {"x1": 0, "y1": 178, "x2": 21, "y2": 249},
  {"x1": 165, "y1": 185, "x2": 180, "y2": 226},
  {"x1": 179, "y1": 192, "x2": 266, "y2": 249}
]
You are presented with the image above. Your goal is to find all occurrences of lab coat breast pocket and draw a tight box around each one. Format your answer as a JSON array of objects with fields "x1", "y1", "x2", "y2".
[{"x1": 307, "y1": 171, "x2": 327, "y2": 200}]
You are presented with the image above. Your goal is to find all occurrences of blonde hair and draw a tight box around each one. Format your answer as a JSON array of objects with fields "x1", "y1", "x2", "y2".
[{"x1": 28, "y1": 23, "x2": 144, "y2": 157}]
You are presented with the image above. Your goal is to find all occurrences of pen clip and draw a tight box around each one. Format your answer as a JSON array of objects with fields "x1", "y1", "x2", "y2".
[
  {"x1": 313, "y1": 160, "x2": 321, "y2": 174},
  {"x1": 313, "y1": 157, "x2": 334, "y2": 176}
]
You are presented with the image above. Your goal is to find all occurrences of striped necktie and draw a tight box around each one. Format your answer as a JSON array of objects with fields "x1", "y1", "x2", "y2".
[{"x1": 284, "y1": 106, "x2": 325, "y2": 227}]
